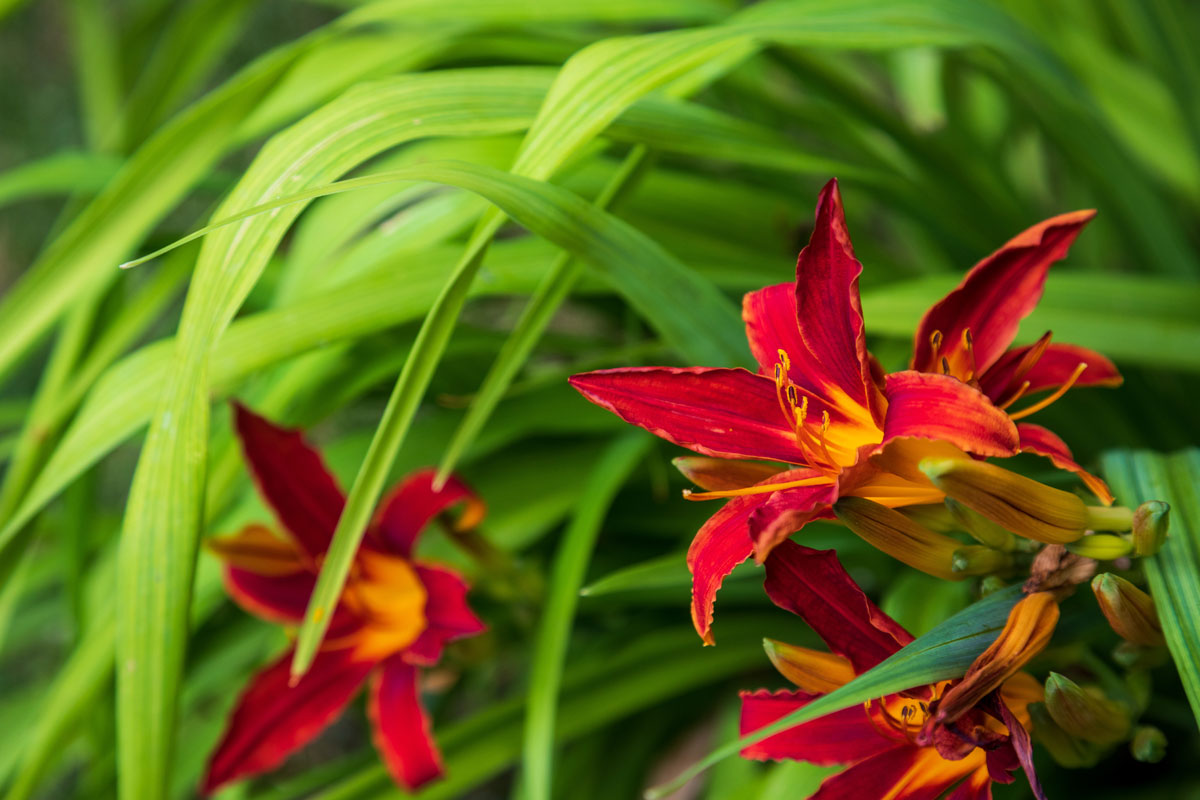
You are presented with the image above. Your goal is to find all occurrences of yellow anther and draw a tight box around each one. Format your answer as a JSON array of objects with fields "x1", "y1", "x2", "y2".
[
  {"x1": 777, "y1": 349, "x2": 791, "y2": 372},
  {"x1": 962, "y1": 328, "x2": 976, "y2": 382}
]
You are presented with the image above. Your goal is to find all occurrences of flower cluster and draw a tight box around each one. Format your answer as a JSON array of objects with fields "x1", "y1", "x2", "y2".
[
  {"x1": 571, "y1": 180, "x2": 1165, "y2": 798},
  {"x1": 204, "y1": 180, "x2": 1167, "y2": 798}
]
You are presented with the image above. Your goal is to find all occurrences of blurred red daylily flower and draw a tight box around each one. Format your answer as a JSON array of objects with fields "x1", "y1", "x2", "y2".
[
  {"x1": 201, "y1": 405, "x2": 486, "y2": 795},
  {"x1": 740, "y1": 541, "x2": 1047, "y2": 800},
  {"x1": 909, "y1": 209, "x2": 1121, "y2": 502},
  {"x1": 570, "y1": 179, "x2": 1020, "y2": 643}
]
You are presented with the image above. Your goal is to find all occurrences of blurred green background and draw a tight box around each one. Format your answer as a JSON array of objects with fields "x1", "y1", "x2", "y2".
[{"x1": 0, "y1": 1, "x2": 1198, "y2": 798}]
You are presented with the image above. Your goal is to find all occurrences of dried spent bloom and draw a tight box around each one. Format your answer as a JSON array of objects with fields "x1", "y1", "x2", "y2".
[{"x1": 201, "y1": 405, "x2": 486, "y2": 794}]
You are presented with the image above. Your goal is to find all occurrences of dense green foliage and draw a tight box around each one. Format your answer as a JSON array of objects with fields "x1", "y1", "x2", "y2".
[{"x1": 1, "y1": 1, "x2": 1198, "y2": 798}]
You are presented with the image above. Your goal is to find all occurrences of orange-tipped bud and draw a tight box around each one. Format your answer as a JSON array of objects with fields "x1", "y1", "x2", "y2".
[
  {"x1": 1066, "y1": 534, "x2": 1134, "y2": 560},
  {"x1": 1028, "y1": 701, "x2": 1102, "y2": 768},
  {"x1": 672, "y1": 457, "x2": 785, "y2": 492},
  {"x1": 1091, "y1": 573, "x2": 1165, "y2": 646},
  {"x1": 933, "y1": 591, "x2": 1059, "y2": 725},
  {"x1": 1131, "y1": 725, "x2": 1167, "y2": 763},
  {"x1": 206, "y1": 523, "x2": 307, "y2": 575},
  {"x1": 1131, "y1": 501, "x2": 1170, "y2": 557},
  {"x1": 833, "y1": 497, "x2": 964, "y2": 580},
  {"x1": 762, "y1": 638, "x2": 855, "y2": 694},
  {"x1": 1044, "y1": 672, "x2": 1131, "y2": 745},
  {"x1": 919, "y1": 458, "x2": 1088, "y2": 543}
]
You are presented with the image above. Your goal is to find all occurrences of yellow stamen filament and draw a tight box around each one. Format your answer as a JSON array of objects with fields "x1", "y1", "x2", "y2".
[
  {"x1": 997, "y1": 380, "x2": 1030, "y2": 410},
  {"x1": 771, "y1": 350, "x2": 841, "y2": 478},
  {"x1": 961, "y1": 328, "x2": 976, "y2": 382},
  {"x1": 682, "y1": 474, "x2": 831, "y2": 501},
  {"x1": 1008, "y1": 362, "x2": 1087, "y2": 420}
]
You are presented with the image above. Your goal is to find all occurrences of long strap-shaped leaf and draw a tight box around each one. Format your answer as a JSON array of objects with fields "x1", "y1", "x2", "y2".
[
  {"x1": 522, "y1": 434, "x2": 651, "y2": 800},
  {"x1": 644, "y1": 584, "x2": 1023, "y2": 798},
  {"x1": 1101, "y1": 448, "x2": 1200, "y2": 730},
  {"x1": 287, "y1": 29, "x2": 757, "y2": 680}
]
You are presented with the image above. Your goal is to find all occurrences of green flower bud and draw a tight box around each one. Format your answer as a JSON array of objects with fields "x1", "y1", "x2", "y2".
[
  {"x1": 1029, "y1": 702, "x2": 1102, "y2": 768},
  {"x1": 1066, "y1": 534, "x2": 1134, "y2": 560},
  {"x1": 1092, "y1": 573, "x2": 1165, "y2": 647},
  {"x1": 1130, "y1": 725, "x2": 1167, "y2": 764},
  {"x1": 1044, "y1": 672, "x2": 1131, "y2": 746},
  {"x1": 1131, "y1": 501, "x2": 1170, "y2": 557},
  {"x1": 951, "y1": 545, "x2": 1012, "y2": 576},
  {"x1": 945, "y1": 497, "x2": 1017, "y2": 550}
]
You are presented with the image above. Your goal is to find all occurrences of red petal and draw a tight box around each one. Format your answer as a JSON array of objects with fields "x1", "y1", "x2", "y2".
[
  {"x1": 368, "y1": 657, "x2": 444, "y2": 791},
  {"x1": 403, "y1": 564, "x2": 486, "y2": 666},
  {"x1": 374, "y1": 469, "x2": 485, "y2": 557},
  {"x1": 743, "y1": 283, "x2": 808, "y2": 378},
  {"x1": 233, "y1": 404, "x2": 345, "y2": 559},
  {"x1": 985, "y1": 693, "x2": 1047, "y2": 800},
  {"x1": 687, "y1": 493, "x2": 761, "y2": 644},
  {"x1": 739, "y1": 689, "x2": 896, "y2": 764},
  {"x1": 790, "y1": 179, "x2": 883, "y2": 426},
  {"x1": 570, "y1": 367, "x2": 809, "y2": 464},
  {"x1": 980, "y1": 342, "x2": 1122, "y2": 401},
  {"x1": 882, "y1": 371, "x2": 1019, "y2": 458},
  {"x1": 202, "y1": 647, "x2": 373, "y2": 794},
  {"x1": 746, "y1": 474, "x2": 838, "y2": 561},
  {"x1": 911, "y1": 211, "x2": 1095, "y2": 376},
  {"x1": 946, "y1": 769, "x2": 993, "y2": 800},
  {"x1": 764, "y1": 540, "x2": 912, "y2": 672},
  {"x1": 1017, "y1": 423, "x2": 1113, "y2": 504},
  {"x1": 223, "y1": 568, "x2": 314, "y2": 624},
  {"x1": 810, "y1": 746, "x2": 979, "y2": 800},
  {"x1": 743, "y1": 284, "x2": 878, "y2": 432}
]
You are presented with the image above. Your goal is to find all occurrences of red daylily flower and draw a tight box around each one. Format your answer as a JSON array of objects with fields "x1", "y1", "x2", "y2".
[
  {"x1": 570, "y1": 179, "x2": 1021, "y2": 643},
  {"x1": 909, "y1": 210, "x2": 1121, "y2": 502},
  {"x1": 201, "y1": 405, "x2": 487, "y2": 795},
  {"x1": 740, "y1": 541, "x2": 1045, "y2": 800}
]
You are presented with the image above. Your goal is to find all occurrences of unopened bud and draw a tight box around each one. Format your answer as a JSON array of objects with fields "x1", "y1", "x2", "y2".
[
  {"x1": 919, "y1": 458, "x2": 1088, "y2": 543},
  {"x1": 1130, "y1": 725, "x2": 1167, "y2": 763},
  {"x1": 1091, "y1": 573, "x2": 1165, "y2": 646},
  {"x1": 1044, "y1": 672, "x2": 1131, "y2": 745},
  {"x1": 980, "y1": 576, "x2": 1008, "y2": 596},
  {"x1": 762, "y1": 638, "x2": 854, "y2": 694},
  {"x1": 1131, "y1": 501, "x2": 1170, "y2": 557},
  {"x1": 1112, "y1": 641, "x2": 1169, "y2": 670},
  {"x1": 898, "y1": 502, "x2": 958, "y2": 533},
  {"x1": 951, "y1": 545, "x2": 1012, "y2": 576},
  {"x1": 945, "y1": 497, "x2": 1017, "y2": 550},
  {"x1": 1066, "y1": 534, "x2": 1134, "y2": 560},
  {"x1": 833, "y1": 497, "x2": 965, "y2": 580},
  {"x1": 1028, "y1": 702, "x2": 1102, "y2": 768}
]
